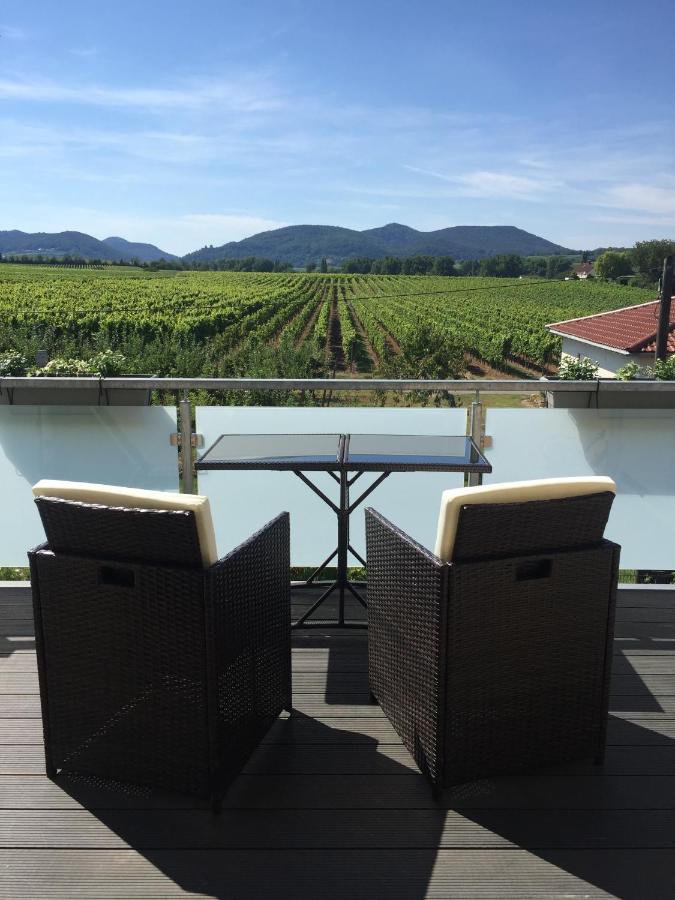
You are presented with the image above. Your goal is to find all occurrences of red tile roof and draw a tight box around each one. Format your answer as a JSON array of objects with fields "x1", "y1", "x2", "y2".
[
  {"x1": 547, "y1": 300, "x2": 675, "y2": 354},
  {"x1": 573, "y1": 262, "x2": 595, "y2": 276}
]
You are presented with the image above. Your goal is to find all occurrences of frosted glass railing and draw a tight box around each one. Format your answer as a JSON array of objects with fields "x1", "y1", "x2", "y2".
[
  {"x1": 0, "y1": 403, "x2": 671, "y2": 571},
  {"x1": 0, "y1": 406, "x2": 177, "y2": 566},
  {"x1": 196, "y1": 407, "x2": 467, "y2": 565},
  {"x1": 485, "y1": 409, "x2": 675, "y2": 569}
]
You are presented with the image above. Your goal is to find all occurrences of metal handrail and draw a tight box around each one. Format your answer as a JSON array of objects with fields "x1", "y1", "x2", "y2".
[{"x1": 1, "y1": 376, "x2": 675, "y2": 393}]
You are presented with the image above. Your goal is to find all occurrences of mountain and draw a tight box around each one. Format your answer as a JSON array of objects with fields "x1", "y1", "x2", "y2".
[
  {"x1": 184, "y1": 223, "x2": 574, "y2": 266},
  {"x1": 102, "y1": 236, "x2": 178, "y2": 262},
  {"x1": 183, "y1": 225, "x2": 386, "y2": 266},
  {"x1": 0, "y1": 230, "x2": 176, "y2": 262}
]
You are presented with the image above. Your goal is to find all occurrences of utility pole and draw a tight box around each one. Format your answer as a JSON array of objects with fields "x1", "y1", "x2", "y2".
[{"x1": 655, "y1": 255, "x2": 674, "y2": 361}]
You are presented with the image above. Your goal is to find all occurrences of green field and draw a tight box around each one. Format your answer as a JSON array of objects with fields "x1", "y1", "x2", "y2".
[{"x1": 0, "y1": 266, "x2": 653, "y2": 383}]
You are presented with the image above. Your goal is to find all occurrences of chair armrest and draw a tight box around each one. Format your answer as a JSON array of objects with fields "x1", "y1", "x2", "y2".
[
  {"x1": 365, "y1": 507, "x2": 448, "y2": 787},
  {"x1": 206, "y1": 512, "x2": 291, "y2": 646}
]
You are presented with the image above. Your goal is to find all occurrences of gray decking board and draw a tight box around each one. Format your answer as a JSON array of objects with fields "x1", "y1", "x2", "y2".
[{"x1": 0, "y1": 588, "x2": 674, "y2": 899}]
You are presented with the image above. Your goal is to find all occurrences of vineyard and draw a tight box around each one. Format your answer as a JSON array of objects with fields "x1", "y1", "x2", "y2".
[{"x1": 0, "y1": 265, "x2": 655, "y2": 388}]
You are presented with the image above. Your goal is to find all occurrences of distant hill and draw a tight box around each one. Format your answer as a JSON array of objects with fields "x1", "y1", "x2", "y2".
[
  {"x1": 102, "y1": 236, "x2": 178, "y2": 262},
  {"x1": 0, "y1": 230, "x2": 176, "y2": 262},
  {"x1": 184, "y1": 223, "x2": 575, "y2": 266}
]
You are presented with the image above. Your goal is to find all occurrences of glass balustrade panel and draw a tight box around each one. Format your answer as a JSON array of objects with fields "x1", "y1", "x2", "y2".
[
  {"x1": 0, "y1": 406, "x2": 177, "y2": 566},
  {"x1": 485, "y1": 408, "x2": 675, "y2": 570}
]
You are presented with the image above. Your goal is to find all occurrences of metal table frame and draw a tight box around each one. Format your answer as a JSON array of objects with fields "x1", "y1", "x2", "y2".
[{"x1": 196, "y1": 433, "x2": 491, "y2": 628}]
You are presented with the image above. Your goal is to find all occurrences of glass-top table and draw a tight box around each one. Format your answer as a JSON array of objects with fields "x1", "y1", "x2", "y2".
[{"x1": 196, "y1": 433, "x2": 491, "y2": 627}]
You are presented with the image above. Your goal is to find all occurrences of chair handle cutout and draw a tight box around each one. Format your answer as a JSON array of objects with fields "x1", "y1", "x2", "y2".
[
  {"x1": 515, "y1": 559, "x2": 552, "y2": 581},
  {"x1": 98, "y1": 566, "x2": 135, "y2": 589}
]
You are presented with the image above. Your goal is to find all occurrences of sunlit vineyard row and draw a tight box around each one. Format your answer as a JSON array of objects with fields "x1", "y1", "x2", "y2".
[{"x1": 0, "y1": 265, "x2": 654, "y2": 382}]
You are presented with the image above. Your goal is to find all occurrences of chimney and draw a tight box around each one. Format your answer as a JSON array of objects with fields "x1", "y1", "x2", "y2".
[{"x1": 655, "y1": 256, "x2": 674, "y2": 361}]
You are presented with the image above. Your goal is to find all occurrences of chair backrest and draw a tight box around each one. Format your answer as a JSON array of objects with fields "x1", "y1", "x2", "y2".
[
  {"x1": 434, "y1": 476, "x2": 616, "y2": 563},
  {"x1": 32, "y1": 480, "x2": 219, "y2": 568}
]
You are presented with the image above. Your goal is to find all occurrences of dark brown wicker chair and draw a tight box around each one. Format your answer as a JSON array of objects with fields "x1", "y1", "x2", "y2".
[
  {"x1": 365, "y1": 483, "x2": 620, "y2": 793},
  {"x1": 28, "y1": 491, "x2": 291, "y2": 810}
]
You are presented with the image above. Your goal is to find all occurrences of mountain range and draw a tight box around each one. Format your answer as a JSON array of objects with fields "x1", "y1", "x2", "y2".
[
  {"x1": 0, "y1": 231, "x2": 179, "y2": 262},
  {"x1": 0, "y1": 224, "x2": 575, "y2": 265},
  {"x1": 185, "y1": 224, "x2": 574, "y2": 266}
]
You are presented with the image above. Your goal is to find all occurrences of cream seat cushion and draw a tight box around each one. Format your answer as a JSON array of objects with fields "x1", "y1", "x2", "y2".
[
  {"x1": 32, "y1": 480, "x2": 219, "y2": 568},
  {"x1": 434, "y1": 476, "x2": 616, "y2": 563}
]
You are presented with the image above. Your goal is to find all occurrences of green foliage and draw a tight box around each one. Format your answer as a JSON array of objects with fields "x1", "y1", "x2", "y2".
[
  {"x1": 652, "y1": 355, "x2": 675, "y2": 380},
  {"x1": 620, "y1": 355, "x2": 675, "y2": 381},
  {"x1": 479, "y1": 254, "x2": 524, "y2": 278},
  {"x1": 431, "y1": 256, "x2": 456, "y2": 276},
  {"x1": 616, "y1": 362, "x2": 642, "y2": 380},
  {"x1": 34, "y1": 357, "x2": 93, "y2": 376},
  {"x1": 558, "y1": 356, "x2": 599, "y2": 380},
  {"x1": 595, "y1": 251, "x2": 633, "y2": 280},
  {"x1": 0, "y1": 266, "x2": 657, "y2": 385},
  {"x1": 401, "y1": 255, "x2": 435, "y2": 275},
  {"x1": 632, "y1": 239, "x2": 675, "y2": 279},
  {"x1": 88, "y1": 349, "x2": 127, "y2": 376},
  {"x1": 0, "y1": 350, "x2": 28, "y2": 376},
  {"x1": 0, "y1": 567, "x2": 29, "y2": 580}
]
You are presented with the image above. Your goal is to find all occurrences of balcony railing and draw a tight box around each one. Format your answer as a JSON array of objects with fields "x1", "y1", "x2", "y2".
[{"x1": 0, "y1": 376, "x2": 673, "y2": 572}]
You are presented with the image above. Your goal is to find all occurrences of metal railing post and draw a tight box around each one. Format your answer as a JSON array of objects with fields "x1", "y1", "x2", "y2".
[
  {"x1": 468, "y1": 390, "x2": 483, "y2": 487},
  {"x1": 179, "y1": 391, "x2": 194, "y2": 494}
]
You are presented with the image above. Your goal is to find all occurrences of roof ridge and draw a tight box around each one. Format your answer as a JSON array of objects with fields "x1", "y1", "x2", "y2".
[{"x1": 546, "y1": 298, "x2": 659, "y2": 330}]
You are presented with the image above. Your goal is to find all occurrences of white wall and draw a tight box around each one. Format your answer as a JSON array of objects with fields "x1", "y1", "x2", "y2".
[{"x1": 561, "y1": 337, "x2": 651, "y2": 377}]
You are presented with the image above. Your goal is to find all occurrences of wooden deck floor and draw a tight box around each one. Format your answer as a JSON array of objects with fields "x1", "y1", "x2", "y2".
[{"x1": 1, "y1": 584, "x2": 675, "y2": 898}]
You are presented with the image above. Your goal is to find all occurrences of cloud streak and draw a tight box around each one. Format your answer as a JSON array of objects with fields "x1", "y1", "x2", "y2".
[
  {"x1": 404, "y1": 165, "x2": 563, "y2": 201},
  {"x1": 0, "y1": 75, "x2": 284, "y2": 113},
  {"x1": 0, "y1": 24, "x2": 28, "y2": 40}
]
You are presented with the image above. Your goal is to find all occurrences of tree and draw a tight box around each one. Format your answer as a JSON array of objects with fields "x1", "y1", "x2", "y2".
[
  {"x1": 595, "y1": 250, "x2": 633, "y2": 280},
  {"x1": 632, "y1": 239, "x2": 675, "y2": 280},
  {"x1": 457, "y1": 259, "x2": 479, "y2": 276},
  {"x1": 342, "y1": 257, "x2": 375, "y2": 274},
  {"x1": 401, "y1": 255, "x2": 434, "y2": 275},
  {"x1": 319, "y1": 257, "x2": 328, "y2": 273},
  {"x1": 479, "y1": 254, "x2": 524, "y2": 278},
  {"x1": 372, "y1": 256, "x2": 402, "y2": 274},
  {"x1": 305, "y1": 261, "x2": 316, "y2": 273},
  {"x1": 431, "y1": 256, "x2": 456, "y2": 276}
]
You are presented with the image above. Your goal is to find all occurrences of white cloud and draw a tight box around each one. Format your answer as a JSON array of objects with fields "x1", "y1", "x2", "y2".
[
  {"x1": 0, "y1": 75, "x2": 284, "y2": 113},
  {"x1": 591, "y1": 213, "x2": 675, "y2": 227},
  {"x1": 404, "y1": 165, "x2": 563, "y2": 201},
  {"x1": 601, "y1": 183, "x2": 675, "y2": 217},
  {"x1": 0, "y1": 24, "x2": 28, "y2": 40}
]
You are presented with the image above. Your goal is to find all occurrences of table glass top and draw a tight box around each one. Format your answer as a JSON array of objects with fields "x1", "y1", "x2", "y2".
[
  {"x1": 197, "y1": 433, "x2": 342, "y2": 467},
  {"x1": 197, "y1": 432, "x2": 490, "y2": 472},
  {"x1": 345, "y1": 433, "x2": 489, "y2": 468}
]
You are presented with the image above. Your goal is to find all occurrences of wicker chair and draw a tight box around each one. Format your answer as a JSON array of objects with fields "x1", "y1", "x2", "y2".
[
  {"x1": 28, "y1": 480, "x2": 291, "y2": 810},
  {"x1": 365, "y1": 477, "x2": 620, "y2": 793}
]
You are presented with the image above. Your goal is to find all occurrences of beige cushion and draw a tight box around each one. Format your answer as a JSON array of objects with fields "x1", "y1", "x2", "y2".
[
  {"x1": 32, "y1": 480, "x2": 219, "y2": 568},
  {"x1": 434, "y1": 476, "x2": 616, "y2": 563}
]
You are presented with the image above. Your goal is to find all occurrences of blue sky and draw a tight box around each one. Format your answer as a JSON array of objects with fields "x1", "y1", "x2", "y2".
[{"x1": 1, "y1": 0, "x2": 674, "y2": 255}]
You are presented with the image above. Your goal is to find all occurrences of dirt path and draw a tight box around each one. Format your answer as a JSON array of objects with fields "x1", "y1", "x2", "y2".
[
  {"x1": 346, "y1": 300, "x2": 379, "y2": 370},
  {"x1": 327, "y1": 286, "x2": 345, "y2": 371}
]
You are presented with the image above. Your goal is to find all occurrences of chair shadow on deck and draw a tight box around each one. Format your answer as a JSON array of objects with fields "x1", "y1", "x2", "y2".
[{"x1": 44, "y1": 618, "x2": 675, "y2": 900}]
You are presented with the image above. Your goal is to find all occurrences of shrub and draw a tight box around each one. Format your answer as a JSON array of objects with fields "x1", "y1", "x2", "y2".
[
  {"x1": 616, "y1": 362, "x2": 642, "y2": 381},
  {"x1": 0, "y1": 350, "x2": 28, "y2": 376},
  {"x1": 558, "y1": 356, "x2": 599, "y2": 380},
  {"x1": 33, "y1": 357, "x2": 93, "y2": 376},
  {"x1": 88, "y1": 349, "x2": 127, "y2": 376}
]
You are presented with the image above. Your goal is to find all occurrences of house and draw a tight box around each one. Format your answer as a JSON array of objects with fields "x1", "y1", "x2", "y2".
[
  {"x1": 546, "y1": 299, "x2": 675, "y2": 377},
  {"x1": 572, "y1": 262, "x2": 595, "y2": 279}
]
